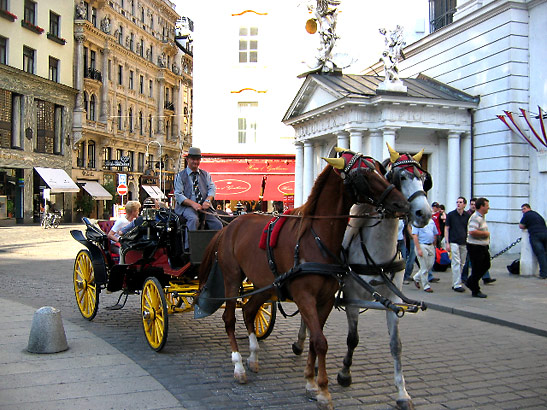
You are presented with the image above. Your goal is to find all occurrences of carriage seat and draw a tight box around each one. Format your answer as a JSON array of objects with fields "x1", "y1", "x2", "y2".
[
  {"x1": 97, "y1": 220, "x2": 116, "y2": 235},
  {"x1": 97, "y1": 220, "x2": 120, "y2": 263}
]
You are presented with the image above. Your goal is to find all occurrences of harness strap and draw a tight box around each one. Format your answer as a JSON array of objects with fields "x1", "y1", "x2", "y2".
[
  {"x1": 407, "y1": 189, "x2": 427, "y2": 203},
  {"x1": 376, "y1": 183, "x2": 396, "y2": 205}
]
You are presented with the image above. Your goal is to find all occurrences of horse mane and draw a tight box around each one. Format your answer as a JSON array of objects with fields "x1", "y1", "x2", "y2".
[{"x1": 290, "y1": 165, "x2": 335, "y2": 217}]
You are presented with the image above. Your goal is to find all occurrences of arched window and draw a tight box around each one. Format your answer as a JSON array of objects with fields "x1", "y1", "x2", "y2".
[
  {"x1": 128, "y1": 108, "x2": 133, "y2": 132},
  {"x1": 117, "y1": 104, "x2": 122, "y2": 130},
  {"x1": 89, "y1": 94, "x2": 96, "y2": 121},
  {"x1": 139, "y1": 111, "x2": 143, "y2": 134}
]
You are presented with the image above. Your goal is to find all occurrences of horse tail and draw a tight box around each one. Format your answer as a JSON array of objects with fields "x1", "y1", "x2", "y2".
[{"x1": 197, "y1": 228, "x2": 225, "y2": 290}]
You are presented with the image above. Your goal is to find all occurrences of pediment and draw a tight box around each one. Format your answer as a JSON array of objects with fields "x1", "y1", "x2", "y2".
[{"x1": 283, "y1": 75, "x2": 344, "y2": 122}]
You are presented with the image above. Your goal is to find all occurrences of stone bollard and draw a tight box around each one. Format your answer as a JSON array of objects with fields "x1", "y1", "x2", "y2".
[
  {"x1": 519, "y1": 229, "x2": 539, "y2": 277},
  {"x1": 27, "y1": 306, "x2": 68, "y2": 354}
]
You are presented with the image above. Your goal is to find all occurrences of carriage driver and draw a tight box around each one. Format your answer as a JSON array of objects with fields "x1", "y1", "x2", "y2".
[{"x1": 174, "y1": 147, "x2": 222, "y2": 239}]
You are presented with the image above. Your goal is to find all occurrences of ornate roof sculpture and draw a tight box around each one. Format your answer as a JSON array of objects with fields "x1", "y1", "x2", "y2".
[{"x1": 377, "y1": 25, "x2": 407, "y2": 93}]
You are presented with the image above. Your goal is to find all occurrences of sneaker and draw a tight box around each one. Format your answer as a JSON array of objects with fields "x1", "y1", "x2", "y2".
[
  {"x1": 424, "y1": 287, "x2": 433, "y2": 293},
  {"x1": 483, "y1": 278, "x2": 497, "y2": 284},
  {"x1": 452, "y1": 286, "x2": 465, "y2": 293},
  {"x1": 403, "y1": 279, "x2": 411, "y2": 285},
  {"x1": 413, "y1": 280, "x2": 420, "y2": 289},
  {"x1": 472, "y1": 291, "x2": 487, "y2": 298}
]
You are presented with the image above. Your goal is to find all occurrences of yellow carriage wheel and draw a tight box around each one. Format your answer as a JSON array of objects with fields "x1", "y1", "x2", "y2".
[
  {"x1": 254, "y1": 301, "x2": 276, "y2": 341},
  {"x1": 73, "y1": 250, "x2": 99, "y2": 320},
  {"x1": 141, "y1": 277, "x2": 168, "y2": 351}
]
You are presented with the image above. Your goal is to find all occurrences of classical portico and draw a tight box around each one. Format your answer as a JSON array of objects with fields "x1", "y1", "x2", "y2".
[{"x1": 283, "y1": 73, "x2": 479, "y2": 208}]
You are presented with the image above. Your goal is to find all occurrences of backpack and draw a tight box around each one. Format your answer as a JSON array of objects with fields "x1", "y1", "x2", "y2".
[
  {"x1": 433, "y1": 248, "x2": 451, "y2": 271},
  {"x1": 507, "y1": 259, "x2": 520, "y2": 275}
]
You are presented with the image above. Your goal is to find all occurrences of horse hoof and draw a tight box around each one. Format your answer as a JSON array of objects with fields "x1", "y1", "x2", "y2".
[
  {"x1": 316, "y1": 395, "x2": 334, "y2": 410},
  {"x1": 234, "y1": 372, "x2": 247, "y2": 384},
  {"x1": 396, "y1": 399, "x2": 415, "y2": 410},
  {"x1": 247, "y1": 358, "x2": 259, "y2": 373},
  {"x1": 337, "y1": 372, "x2": 352, "y2": 387},
  {"x1": 292, "y1": 342, "x2": 303, "y2": 355}
]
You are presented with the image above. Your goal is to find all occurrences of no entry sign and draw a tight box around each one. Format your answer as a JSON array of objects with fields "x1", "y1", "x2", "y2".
[{"x1": 116, "y1": 184, "x2": 128, "y2": 196}]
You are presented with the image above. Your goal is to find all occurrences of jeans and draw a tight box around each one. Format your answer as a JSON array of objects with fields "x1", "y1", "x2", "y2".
[
  {"x1": 402, "y1": 240, "x2": 416, "y2": 280},
  {"x1": 530, "y1": 231, "x2": 547, "y2": 278}
]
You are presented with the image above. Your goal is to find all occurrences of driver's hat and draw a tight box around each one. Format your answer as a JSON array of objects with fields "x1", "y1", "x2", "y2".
[{"x1": 187, "y1": 147, "x2": 202, "y2": 158}]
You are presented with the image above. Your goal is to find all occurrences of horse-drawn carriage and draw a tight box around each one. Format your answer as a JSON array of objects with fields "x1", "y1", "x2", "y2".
[
  {"x1": 70, "y1": 207, "x2": 276, "y2": 351},
  {"x1": 71, "y1": 146, "x2": 433, "y2": 410}
]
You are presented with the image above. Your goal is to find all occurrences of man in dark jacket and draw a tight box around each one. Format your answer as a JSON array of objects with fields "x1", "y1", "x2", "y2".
[
  {"x1": 445, "y1": 197, "x2": 469, "y2": 292},
  {"x1": 519, "y1": 203, "x2": 547, "y2": 279}
]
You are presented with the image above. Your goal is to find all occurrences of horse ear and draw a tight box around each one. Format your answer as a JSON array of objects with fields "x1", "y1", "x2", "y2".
[
  {"x1": 334, "y1": 147, "x2": 352, "y2": 154},
  {"x1": 322, "y1": 157, "x2": 345, "y2": 170},
  {"x1": 412, "y1": 149, "x2": 424, "y2": 162},
  {"x1": 386, "y1": 142, "x2": 400, "y2": 163}
]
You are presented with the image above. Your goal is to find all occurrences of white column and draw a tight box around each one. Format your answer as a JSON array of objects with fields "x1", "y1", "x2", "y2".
[
  {"x1": 314, "y1": 141, "x2": 323, "y2": 180},
  {"x1": 348, "y1": 129, "x2": 363, "y2": 153},
  {"x1": 381, "y1": 128, "x2": 398, "y2": 160},
  {"x1": 520, "y1": 229, "x2": 539, "y2": 276},
  {"x1": 295, "y1": 142, "x2": 304, "y2": 207},
  {"x1": 446, "y1": 131, "x2": 461, "y2": 210},
  {"x1": 336, "y1": 131, "x2": 349, "y2": 149},
  {"x1": 369, "y1": 129, "x2": 383, "y2": 160},
  {"x1": 303, "y1": 140, "x2": 314, "y2": 203},
  {"x1": 461, "y1": 132, "x2": 472, "y2": 201}
]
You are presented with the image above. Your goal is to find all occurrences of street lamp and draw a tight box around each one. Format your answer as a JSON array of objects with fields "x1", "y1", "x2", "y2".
[{"x1": 145, "y1": 140, "x2": 163, "y2": 199}]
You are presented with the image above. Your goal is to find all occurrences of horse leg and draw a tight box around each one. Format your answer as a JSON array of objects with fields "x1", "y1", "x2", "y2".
[
  {"x1": 223, "y1": 299, "x2": 246, "y2": 384},
  {"x1": 386, "y1": 309, "x2": 414, "y2": 410},
  {"x1": 292, "y1": 318, "x2": 307, "y2": 355},
  {"x1": 337, "y1": 305, "x2": 360, "y2": 387},
  {"x1": 301, "y1": 301, "x2": 334, "y2": 410},
  {"x1": 242, "y1": 293, "x2": 270, "y2": 373}
]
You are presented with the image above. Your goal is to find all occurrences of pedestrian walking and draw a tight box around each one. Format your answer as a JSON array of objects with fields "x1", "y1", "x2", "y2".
[
  {"x1": 412, "y1": 219, "x2": 439, "y2": 292},
  {"x1": 465, "y1": 197, "x2": 491, "y2": 298},
  {"x1": 445, "y1": 197, "x2": 469, "y2": 293}
]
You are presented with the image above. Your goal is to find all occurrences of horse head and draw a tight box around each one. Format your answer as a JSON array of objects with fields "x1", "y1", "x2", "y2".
[
  {"x1": 323, "y1": 147, "x2": 409, "y2": 216},
  {"x1": 384, "y1": 143, "x2": 432, "y2": 227}
]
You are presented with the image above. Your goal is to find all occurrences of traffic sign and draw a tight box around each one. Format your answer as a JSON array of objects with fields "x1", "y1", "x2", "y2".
[{"x1": 117, "y1": 184, "x2": 128, "y2": 196}]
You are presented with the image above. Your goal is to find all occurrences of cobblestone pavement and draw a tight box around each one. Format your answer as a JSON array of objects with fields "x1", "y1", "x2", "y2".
[{"x1": 1, "y1": 223, "x2": 547, "y2": 409}]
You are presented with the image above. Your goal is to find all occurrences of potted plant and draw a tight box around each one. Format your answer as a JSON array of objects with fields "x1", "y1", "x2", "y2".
[
  {"x1": 6, "y1": 199, "x2": 14, "y2": 218},
  {"x1": 74, "y1": 194, "x2": 94, "y2": 218}
]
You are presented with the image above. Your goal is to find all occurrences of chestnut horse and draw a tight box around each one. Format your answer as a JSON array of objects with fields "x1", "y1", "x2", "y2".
[{"x1": 197, "y1": 151, "x2": 409, "y2": 409}]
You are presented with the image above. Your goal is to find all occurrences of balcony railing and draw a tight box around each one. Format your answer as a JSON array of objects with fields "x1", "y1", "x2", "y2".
[{"x1": 84, "y1": 67, "x2": 102, "y2": 81}]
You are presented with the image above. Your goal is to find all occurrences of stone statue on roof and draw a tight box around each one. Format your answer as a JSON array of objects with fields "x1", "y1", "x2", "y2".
[{"x1": 378, "y1": 25, "x2": 407, "y2": 93}]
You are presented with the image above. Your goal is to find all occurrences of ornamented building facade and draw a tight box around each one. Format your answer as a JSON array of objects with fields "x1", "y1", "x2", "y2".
[
  {"x1": 0, "y1": 0, "x2": 77, "y2": 223},
  {"x1": 72, "y1": 0, "x2": 192, "y2": 218}
]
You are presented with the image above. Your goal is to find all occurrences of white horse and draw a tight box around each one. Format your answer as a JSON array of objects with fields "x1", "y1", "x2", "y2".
[{"x1": 292, "y1": 145, "x2": 432, "y2": 410}]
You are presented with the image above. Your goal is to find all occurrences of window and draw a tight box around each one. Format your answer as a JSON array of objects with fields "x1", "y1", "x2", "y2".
[
  {"x1": 239, "y1": 27, "x2": 258, "y2": 63},
  {"x1": 116, "y1": 148, "x2": 123, "y2": 171},
  {"x1": 117, "y1": 26, "x2": 123, "y2": 44},
  {"x1": 118, "y1": 64, "x2": 123, "y2": 85},
  {"x1": 148, "y1": 45, "x2": 153, "y2": 62},
  {"x1": 23, "y1": 46, "x2": 35, "y2": 74},
  {"x1": 129, "y1": 32, "x2": 134, "y2": 51},
  {"x1": 48, "y1": 56, "x2": 59, "y2": 82},
  {"x1": 166, "y1": 119, "x2": 170, "y2": 140},
  {"x1": 129, "y1": 70, "x2": 134, "y2": 89},
  {"x1": 139, "y1": 38, "x2": 144, "y2": 57},
  {"x1": 0, "y1": 89, "x2": 14, "y2": 148},
  {"x1": 89, "y1": 94, "x2": 96, "y2": 121},
  {"x1": 149, "y1": 79, "x2": 153, "y2": 97},
  {"x1": 24, "y1": 0, "x2": 36, "y2": 25},
  {"x1": 128, "y1": 150, "x2": 134, "y2": 171},
  {"x1": 54, "y1": 105, "x2": 62, "y2": 154},
  {"x1": 148, "y1": 114, "x2": 152, "y2": 137},
  {"x1": 117, "y1": 104, "x2": 122, "y2": 130},
  {"x1": 138, "y1": 152, "x2": 145, "y2": 172},
  {"x1": 36, "y1": 100, "x2": 55, "y2": 154},
  {"x1": 141, "y1": 8, "x2": 145, "y2": 22},
  {"x1": 91, "y1": 7, "x2": 97, "y2": 27},
  {"x1": 1, "y1": 36, "x2": 8, "y2": 65},
  {"x1": 128, "y1": 107, "x2": 133, "y2": 132},
  {"x1": 0, "y1": 0, "x2": 8, "y2": 11},
  {"x1": 429, "y1": 0, "x2": 456, "y2": 32},
  {"x1": 77, "y1": 141, "x2": 85, "y2": 167},
  {"x1": 148, "y1": 154, "x2": 154, "y2": 170},
  {"x1": 237, "y1": 102, "x2": 258, "y2": 144},
  {"x1": 139, "y1": 75, "x2": 144, "y2": 93},
  {"x1": 87, "y1": 140, "x2": 96, "y2": 168},
  {"x1": 108, "y1": 59, "x2": 111, "y2": 80},
  {"x1": 49, "y1": 12, "x2": 60, "y2": 37},
  {"x1": 90, "y1": 50, "x2": 96, "y2": 70},
  {"x1": 139, "y1": 111, "x2": 143, "y2": 134},
  {"x1": 83, "y1": 92, "x2": 88, "y2": 114},
  {"x1": 103, "y1": 146, "x2": 112, "y2": 169}
]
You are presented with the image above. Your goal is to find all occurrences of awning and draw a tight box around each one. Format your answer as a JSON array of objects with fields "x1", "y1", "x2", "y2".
[
  {"x1": 78, "y1": 181, "x2": 113, "y2": 200},
  {"x1": 212, "y1": 174, "x2": 294, "y2": 201},
  {"x1": 142, "y1": 185, "x2": 166, "y2": 199},
  {"x1": 35, "y1": 167, "x2": 79, "y2": 193}
]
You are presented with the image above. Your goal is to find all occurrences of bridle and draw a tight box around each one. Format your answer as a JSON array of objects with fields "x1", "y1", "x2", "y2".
[
  {"x1": 339, "y1": 152, "x2": 397, "y2": 211},
  {"x1": 386, "y1": 156, "x2": 431, "y2": 204}
]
